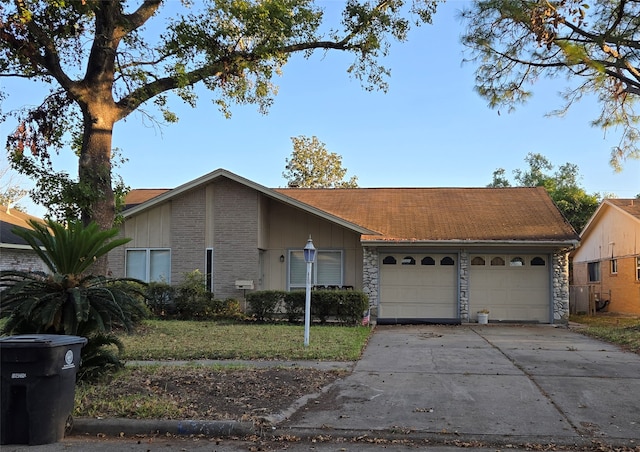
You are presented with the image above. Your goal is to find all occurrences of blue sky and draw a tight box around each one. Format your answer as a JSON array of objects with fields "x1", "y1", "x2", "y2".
[{"x1": 1, "y1": 0, "x2": 639, "y2": 218}]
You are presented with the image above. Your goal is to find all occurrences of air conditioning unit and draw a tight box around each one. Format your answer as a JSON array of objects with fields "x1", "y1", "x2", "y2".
[{"x1": 235, "y1": 280, "x2": 254, "y2": 290}]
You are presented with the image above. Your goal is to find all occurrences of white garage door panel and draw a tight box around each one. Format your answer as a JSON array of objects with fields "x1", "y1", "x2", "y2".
[
  {"x1": 380, "y1": 254, "x2": 457, "y2": 319},
  {"x1": 469, "y1": 255, "x2": 550, "y2": 322}
]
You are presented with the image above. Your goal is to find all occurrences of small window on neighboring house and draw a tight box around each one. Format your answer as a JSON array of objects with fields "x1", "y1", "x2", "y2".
[
  {"x1": 491, "y1": 257, "x2": 505, "y2": 266},
  {"x1": 471, "y1": 256, "x2": 485, "y2": 265},
  {"x1": 402, "y1": 256, "x2": 416, "y2": 265},
  {"x1": 531, "y1": 257, "x2": 546, "y2": 266},
  {"x1": 610, "y1": 259, "x2": 618, "y2": 274},
  {"x1": 510, "y1": 257, "x2": 525, "y2": 267},
  {"x1": 440, "y1": 256, "x2": 455, "y2": 266},
  {"x1": 588, "y1": 261, "x2": 600, "y2": 282},
  {"x1": 421, "y1": 256, "x2": 435, "y2": 265},
  {"x1": 636, "y1": 257, "x2": 640, "y2": 280},
  {"x1": 383, "y1": 256, "x2": 396, "y2": 265}
]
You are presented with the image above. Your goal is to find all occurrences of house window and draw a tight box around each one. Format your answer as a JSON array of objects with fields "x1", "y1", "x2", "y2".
[
  {"x1": 610, "y1": 259, "x2": 617, "y2": 275},
  {"x1": 471, "y1": 256, "x2": 485, "y2": 265},
  {"x1": 531, "y1": 257, "x2": 546, "y2": 266},
  {"x1": 637, "y1": 257, "x2": 640, "y2": 280},
  {"x1": 510, "y1": 257, "x2": 525, "y2": 267},
  {"x1": 126, "y1": 249, "x2": 171, "y2": 283},
  {"x1": 289, "y1": 249, "x2": 343, "y2": 289},
  {"x1": 401, "y1": 256, "x2": 416, "y2": 265},
  {"x1": 440, "y1": 256, "x2": 455, "y2": 266},
  {"x1": 491, "y1": 256, "x2": 505, "y2": 266},
  {"x1": 588, "y1": 261, "x2": 600, "y2": 282},
  {"x1": 383, "y1": 256, "x2": 396, "y2": 265},
  {"x1": 205, "y1": 248, "x2": 214, "y2": 292},
  {"x1": 421, "y1": 256, "x2": 435, "y2": 265}
]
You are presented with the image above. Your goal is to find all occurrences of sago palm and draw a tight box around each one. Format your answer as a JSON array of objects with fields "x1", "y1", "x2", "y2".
[{"x1": 0, "y1": 219, "x2": 148, "y2": 378}]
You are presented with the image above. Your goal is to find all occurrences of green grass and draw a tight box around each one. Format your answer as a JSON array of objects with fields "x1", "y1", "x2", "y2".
[
  {"x1": 118, "y1": 320, "x2": 372, "y2": 361},
  {"x1": 571, "y1": 314, "x2": 640, "y2": 354}
]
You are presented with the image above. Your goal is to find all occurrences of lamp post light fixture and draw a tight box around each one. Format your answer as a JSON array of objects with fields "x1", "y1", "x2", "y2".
[{"x1": 303, "y1": 235, "x2": 316, "y2": 347}]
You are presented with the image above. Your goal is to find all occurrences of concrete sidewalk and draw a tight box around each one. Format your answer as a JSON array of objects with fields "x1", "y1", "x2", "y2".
[{"x1": 276, "y1": 324, "x2": 640, "y2": 448}]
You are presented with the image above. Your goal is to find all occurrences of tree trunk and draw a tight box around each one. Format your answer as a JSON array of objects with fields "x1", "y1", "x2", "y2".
[{"x1": 79, "y1": 106, "x2": 116, "y2": 275}]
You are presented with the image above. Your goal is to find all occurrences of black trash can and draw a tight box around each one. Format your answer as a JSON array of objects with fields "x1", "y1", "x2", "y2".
[{"x1": 0, "y1": 334, "x2": 87, "y2": 445}]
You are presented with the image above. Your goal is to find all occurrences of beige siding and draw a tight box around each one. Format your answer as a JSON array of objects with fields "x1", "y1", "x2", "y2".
[
  {"x1": 574, "y1": 206, "x2": 640, "y2": 263},
  {"x1": 123, "y1": 203, "x2": 171, "y2": 248},
  {"x1": 262, "y1": 198, "x2": 362, "y2": 291}
]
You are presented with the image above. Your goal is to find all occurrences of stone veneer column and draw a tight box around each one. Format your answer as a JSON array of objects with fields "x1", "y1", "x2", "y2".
[
  {"x1": 459, "y1": 250, "x2": 469, "y2": 322},
  {"x1": 362, "y1": 247, "x2": 379, "y2": 314},
  {"x1": 552, "y1": 251, "x2": 570, "y2": 324}
]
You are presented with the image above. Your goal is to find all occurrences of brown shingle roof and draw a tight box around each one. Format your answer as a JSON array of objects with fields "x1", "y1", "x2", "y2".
[
  {"x1": 275, "y1": 186, "x2": 578, "y2": 242},
  {"x1": 0, "y1": 205, "x2": 44, "y2": 246},
  {"x1": 124, "y1": 189, "x2": 170, "y2": 209}
]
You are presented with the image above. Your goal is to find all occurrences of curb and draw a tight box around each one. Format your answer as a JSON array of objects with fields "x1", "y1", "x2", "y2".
[{"x1": 72, "y1": 417, "x2": 255, "y2": 438}]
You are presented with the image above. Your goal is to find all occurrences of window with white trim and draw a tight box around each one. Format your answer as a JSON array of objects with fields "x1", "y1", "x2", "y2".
[
  {"x1": 288, "y1": 249, "x2": 343, "y2": 289},
  {"x1": 637, "y1": 257, "x2": 640, "y2": 281},
  {"x1": 126, "y1": 249, "x2": 171, "y2": 283}
]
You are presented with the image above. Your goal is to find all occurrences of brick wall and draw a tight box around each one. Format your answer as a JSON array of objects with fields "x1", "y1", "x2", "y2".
[
  {"x1": 573, "y1": 256, "x2": 640, "y2": 314},
  {"x1": 171, "y1": 188, "x2": 206, "y2": 284},
  {"x1": 0, "y1": 249, "x2": 47, "y2": 273},
  {"x1": 213, "y1": 178, "x2": 259, "y2": 300}
]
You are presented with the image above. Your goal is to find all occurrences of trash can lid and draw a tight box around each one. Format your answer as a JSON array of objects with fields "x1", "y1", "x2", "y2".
[{"x1": 0, "y1": 334, "x2": 88, "y2": 348}]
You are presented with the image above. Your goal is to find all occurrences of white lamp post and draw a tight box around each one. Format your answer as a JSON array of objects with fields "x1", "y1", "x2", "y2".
[{"x1": 303, "y1": 235, "x2": 316, "y2": 347}]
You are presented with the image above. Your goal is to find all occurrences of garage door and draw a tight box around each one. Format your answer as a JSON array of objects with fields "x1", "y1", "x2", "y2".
[
  {"x1": 469, "y1": 254, "x2": 550, "y2": 322},
  {"x1": 379, "y1": 253, "x2": 458, "y2": 320}
]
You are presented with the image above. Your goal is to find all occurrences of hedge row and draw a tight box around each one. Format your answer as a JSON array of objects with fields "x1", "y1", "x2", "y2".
[{"x1": 245, "y1": 289, "x2": 369, "y2": 325}]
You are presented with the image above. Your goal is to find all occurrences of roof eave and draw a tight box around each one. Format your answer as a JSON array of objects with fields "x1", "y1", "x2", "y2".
[{"x1": 362, "y1": 239, "x2": 580, "y2": 248}]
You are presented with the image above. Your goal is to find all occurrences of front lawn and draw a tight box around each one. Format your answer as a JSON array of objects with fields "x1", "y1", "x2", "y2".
[
  {"x1": 571, "y1": 314, "x2": 640, "y2": 354},
  {"x1": 119, "y1": 320, "x2": 372, "y2": 361}
]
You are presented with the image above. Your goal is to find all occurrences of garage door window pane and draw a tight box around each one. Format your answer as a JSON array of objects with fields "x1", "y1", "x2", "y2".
[
  {"x1": 510, "y1": 257, "x2": 524, "y2": 267},
  {"x1": 531, "y1": 257, "x2": 546, "y2": 266},
  {"x1": 383, "y1": 256, "x2": 396, "y2": 264},
  {"x1": 402, "y1": 256, "x2": 416, "y2": 265},
  {"x1": 471, "y1": 256, "x2": 485, "y2": 265},
  {"x1": 421, "y1": 256, "x2": 435, "y2": 265},
  {"x1": 440, "y1": 257, "x2": 455, "y2": 266},
  {"x1": 491, "y1": 257, "x2": 505, "y2": 266}
]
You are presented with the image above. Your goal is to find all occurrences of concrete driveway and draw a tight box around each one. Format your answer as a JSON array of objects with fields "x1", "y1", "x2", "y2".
[{"x1": 278, "y1": 324, "x2": 640, "y2": 447}]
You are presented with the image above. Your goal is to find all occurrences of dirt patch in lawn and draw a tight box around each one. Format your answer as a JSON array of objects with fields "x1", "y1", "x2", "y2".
[{"x1": 76, "y1": 366, "x2": 344, "y2": 423}]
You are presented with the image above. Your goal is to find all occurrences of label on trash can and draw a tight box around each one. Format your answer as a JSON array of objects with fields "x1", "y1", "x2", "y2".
[
  {"x1": 61, "y1": 349, "x2": 75, "y2": 370},
  {"x1": 11, "y1": 372, "x2": 27, "y2": 379}
]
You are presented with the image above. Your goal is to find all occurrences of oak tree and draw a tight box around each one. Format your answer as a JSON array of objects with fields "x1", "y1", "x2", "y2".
[
  {"x1": 1, "y1": 0, "x2": 437, "y2": 233},
  {"x1": 283, "y1": 135, "x2": 358, "y2": 188}
]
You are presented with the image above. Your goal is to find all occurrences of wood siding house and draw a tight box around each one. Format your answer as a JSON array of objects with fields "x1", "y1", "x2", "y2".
[{"x1": 572, "y1": 199, "x2": 640, "y2": 314}]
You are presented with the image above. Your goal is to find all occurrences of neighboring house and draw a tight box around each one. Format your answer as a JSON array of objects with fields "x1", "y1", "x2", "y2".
[
  {"x1": 571, "y1": 199, "x2": 640, "y2": 315},
  {"x1": 110, "y1": 169, "x2": 579, "y2": 324},
  {"x1": 0, "y1": 205, "x2": 47, "y2": 273}
]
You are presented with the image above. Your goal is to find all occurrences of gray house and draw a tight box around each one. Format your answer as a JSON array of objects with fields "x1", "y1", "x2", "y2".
[
  {"x1": 0, "y1": 205, "x2": 46, "y2": 273},
  {"x1": 110, "y1": 169, "x2": 579, "y2": 324}
]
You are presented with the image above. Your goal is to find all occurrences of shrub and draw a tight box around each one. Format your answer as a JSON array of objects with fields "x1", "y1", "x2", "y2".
[
  {"x1": 335, "y1": 291, "x2": 369, "y2": 325},
  {"x1": 283, "y1": 291, "x2": 305, "y2": 322},
  {"x1": 146, "y1": 282, "x2": 176, "y2": 318},
  {"x1": 174, "y1": 270, "x2": 216, "y2": 320},
  {"x1": 246, "y1": 290, "x2": 284, "y2": 321}
]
